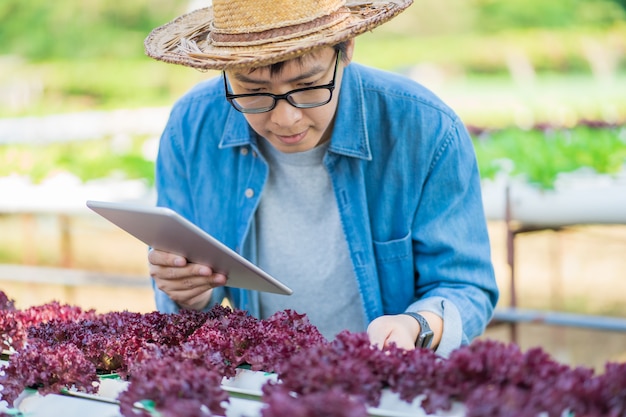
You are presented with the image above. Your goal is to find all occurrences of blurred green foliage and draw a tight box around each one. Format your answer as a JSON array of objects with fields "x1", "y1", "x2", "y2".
[
  {"x1": 468, "y1": 0, "x2": 625, "y2": 31},
  {"x1": 356, "y1": 26, "x2": 626, "y2": 74},
  {"x1": 13, "y1": 60, "x2": 211, "y2": 113},
  {"x1": 0, "y1": 0, "x2": 184, "y2": 61},
  {"x1": 0, "y1": 136, "x2": 155, "y2": 185},
  {"x1": 474, "y1": 125, "x2": 626, "y2": 188},
  {"x1": 1, "y1": 0, "x2": 624, "y2": 63}
]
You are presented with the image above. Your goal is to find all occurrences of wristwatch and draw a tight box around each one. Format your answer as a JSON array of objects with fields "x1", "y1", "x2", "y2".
[{"x1": 402, "y1": 312, "x2": 434, "y2": 349}]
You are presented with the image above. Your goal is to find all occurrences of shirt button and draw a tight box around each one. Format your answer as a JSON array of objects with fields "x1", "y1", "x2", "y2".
[
  {"x1": 252, "y1": 150, "x2": 258, "y2": 158},
  {"x1": 245, "y1": 188, "x2": 254, "y2": 198},
  {"x1": 241, "y1": 148, "x2": 249, "y2": 156}
]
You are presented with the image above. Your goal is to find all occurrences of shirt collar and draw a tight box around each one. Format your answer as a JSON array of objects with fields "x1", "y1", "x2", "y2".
[
  {"x1": 328, "y1": 64, "x2": 372, "y2": 161},
  {"x1": 218, "y1": 109, "x2": 255, "y2": 149}
]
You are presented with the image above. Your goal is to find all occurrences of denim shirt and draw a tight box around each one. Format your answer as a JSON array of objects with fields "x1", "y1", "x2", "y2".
[{"x1": 153, "y1": 62, "x2": 499, "y2": 354}]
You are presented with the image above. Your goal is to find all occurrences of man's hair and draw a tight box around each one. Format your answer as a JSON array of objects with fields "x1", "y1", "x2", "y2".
[{"x1": 250, "y1": 41, "x2": 349, "y2": 76}]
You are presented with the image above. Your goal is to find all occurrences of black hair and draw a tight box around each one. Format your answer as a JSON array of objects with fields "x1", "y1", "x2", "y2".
[{"x1": 251, "y1": 41, "x2": 349, "y2": 76}]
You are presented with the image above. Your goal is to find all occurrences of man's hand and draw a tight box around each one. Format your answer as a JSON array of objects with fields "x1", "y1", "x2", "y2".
[
  {"x1": 148, "y1": 248, "x2": 227, "y2": 310},
  {"x1": 367, "y1": 311, "x2": 442, "y2": 350}
]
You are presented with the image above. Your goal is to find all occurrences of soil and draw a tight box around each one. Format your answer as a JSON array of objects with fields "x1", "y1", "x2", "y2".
[{"x1": 1, "y1": 213, "x2": 625, "y2": 372}]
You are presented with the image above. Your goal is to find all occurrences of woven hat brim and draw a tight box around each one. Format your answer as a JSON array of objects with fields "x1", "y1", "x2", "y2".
[{"x1": 144, "y1": 0, "x2": 413, "y2": 70}]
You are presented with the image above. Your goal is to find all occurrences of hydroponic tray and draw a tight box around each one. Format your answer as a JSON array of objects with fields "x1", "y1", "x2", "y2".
[{"x1": 3, "y1": 368, "x2": 465, "y2": 417}]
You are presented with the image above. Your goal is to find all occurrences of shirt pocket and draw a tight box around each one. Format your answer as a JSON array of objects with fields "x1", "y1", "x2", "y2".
[{"x1": 372, "y1": 231, "x2": 414, "y2": 314}]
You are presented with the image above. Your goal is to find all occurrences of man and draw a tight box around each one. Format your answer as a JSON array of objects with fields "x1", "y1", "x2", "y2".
[{"x1": 144, "y1": 0, "x2": 499, "y2": 357}]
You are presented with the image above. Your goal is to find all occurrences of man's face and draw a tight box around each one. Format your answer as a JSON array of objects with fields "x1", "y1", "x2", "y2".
[{"x1": 224, "y1": 43, "x2": 353, "y2": 153}]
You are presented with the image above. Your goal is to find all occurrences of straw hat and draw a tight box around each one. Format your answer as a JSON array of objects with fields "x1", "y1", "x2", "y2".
[{"x1": 145, "y1": 0, "x2": 413, "y2": 70}]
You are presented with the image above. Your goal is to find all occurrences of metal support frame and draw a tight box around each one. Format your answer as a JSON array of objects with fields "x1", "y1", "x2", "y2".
[{"x1": 490, "y1": 185, "x2": 626, "y2": 343}]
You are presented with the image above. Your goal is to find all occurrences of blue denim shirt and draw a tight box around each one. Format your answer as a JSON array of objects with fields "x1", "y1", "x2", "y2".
[{"x1": 153, "y1": 62, "x2": 499, "y2": 353}]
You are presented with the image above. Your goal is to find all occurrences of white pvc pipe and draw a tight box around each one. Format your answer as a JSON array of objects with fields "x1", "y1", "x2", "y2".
[{"x1": 482, "y1": 172, "x2": 626, "y2": 227}]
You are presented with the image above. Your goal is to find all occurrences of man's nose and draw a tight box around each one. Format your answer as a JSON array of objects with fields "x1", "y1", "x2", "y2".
[{"x1": 270, "y1": 98, "x2": 302, "y2": 126}]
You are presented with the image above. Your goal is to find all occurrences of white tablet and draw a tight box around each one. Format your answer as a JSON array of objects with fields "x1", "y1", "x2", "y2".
[{"x1": 86, "y1": 200, "x2": 293, "y2": 295}]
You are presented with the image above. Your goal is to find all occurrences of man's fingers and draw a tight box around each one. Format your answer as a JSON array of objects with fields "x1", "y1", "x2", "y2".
[
  {"x1": 212, "y1": 273, "x2": 228, "y2": 286},
  {"x1": 148, "y1": 248, "x2": 187, "y2": 267},
  {"x1": 149, "y1": 251, "x2": 225, "y2": 283},
  {"x1": 366, "y1": 319, "x2": 389, "y2": 348}
]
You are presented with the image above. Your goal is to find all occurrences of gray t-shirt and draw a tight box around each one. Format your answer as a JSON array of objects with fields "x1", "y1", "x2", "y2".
[{"x1": 256, "y1": 138, "x2": 366, "y2": 340}]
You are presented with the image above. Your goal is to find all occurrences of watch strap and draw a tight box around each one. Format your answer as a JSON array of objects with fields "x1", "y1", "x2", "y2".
[{"x1": 402, "y1": 312, "x2": 434, "y2": 349}]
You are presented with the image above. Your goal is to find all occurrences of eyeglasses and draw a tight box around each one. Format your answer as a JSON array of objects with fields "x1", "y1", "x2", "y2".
[{"x1": 223, "y1": 51, "x2": 340, "y2": 114}]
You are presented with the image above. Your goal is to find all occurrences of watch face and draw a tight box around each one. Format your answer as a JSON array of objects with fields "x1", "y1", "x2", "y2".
[{"x1": 418, "y1": 330, "x2": 434, "y2": 349}]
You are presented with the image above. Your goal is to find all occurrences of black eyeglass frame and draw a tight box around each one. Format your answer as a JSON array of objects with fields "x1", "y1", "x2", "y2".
[{"x1": 223, "y1": 51, "x2": 341, "y2": 114}]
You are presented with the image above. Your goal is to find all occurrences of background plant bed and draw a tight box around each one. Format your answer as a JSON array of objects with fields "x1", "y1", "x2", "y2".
[{"x1": 474, "y1": 123, "x2": 626, "y2": 226}]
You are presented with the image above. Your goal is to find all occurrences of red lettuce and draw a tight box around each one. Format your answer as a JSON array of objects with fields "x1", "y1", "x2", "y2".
[
  {"x1": 0, "y1": 339, "x2": 98, "y2": 406},
  {"x1": 118, "y1": 353, "x2": 228, "y2": 417}
]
